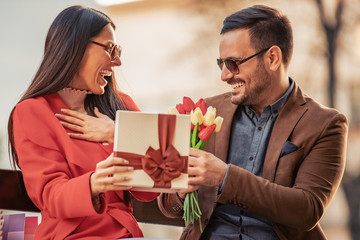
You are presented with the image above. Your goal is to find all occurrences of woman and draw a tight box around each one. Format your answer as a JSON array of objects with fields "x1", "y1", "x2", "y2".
[{"x1": 8, "y1": 6, "x2": 158, "y2": 239}]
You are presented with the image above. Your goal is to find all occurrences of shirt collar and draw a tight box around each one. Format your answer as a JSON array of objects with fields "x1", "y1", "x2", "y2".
[
  {"x1": 269, "y1": 77, "x2": 294, "y2": 116},
  {"x1": 245, "y1": 77, "x2": 294, "y2": 117}
]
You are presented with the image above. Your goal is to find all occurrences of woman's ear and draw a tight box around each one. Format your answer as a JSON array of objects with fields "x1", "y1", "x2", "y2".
[{"x1": 265, "y1": 46, "x2": 282, "y2": 71}]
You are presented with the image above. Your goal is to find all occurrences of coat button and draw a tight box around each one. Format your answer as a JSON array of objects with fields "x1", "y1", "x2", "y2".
[{"x1": 172, "y1": 203, "x2": 181, "y2": 212}]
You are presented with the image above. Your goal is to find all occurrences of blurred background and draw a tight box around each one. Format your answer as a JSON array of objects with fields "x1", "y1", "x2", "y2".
[{"x1": 1, "y1": 0, "x2": 360, "y2": 239}]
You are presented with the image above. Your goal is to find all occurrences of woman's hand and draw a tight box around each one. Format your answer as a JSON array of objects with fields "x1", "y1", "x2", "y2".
[
  {"x1": 90, "y1": 153, "x2": 133, "y2": 197},
  {"x1": 56, "y1": 107, "x2": 115, "y2": 144}
]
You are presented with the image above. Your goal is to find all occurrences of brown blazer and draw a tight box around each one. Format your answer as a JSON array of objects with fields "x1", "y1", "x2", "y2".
[{"x1": 158, "y1": 82, "x2": 348, "y2": 240}]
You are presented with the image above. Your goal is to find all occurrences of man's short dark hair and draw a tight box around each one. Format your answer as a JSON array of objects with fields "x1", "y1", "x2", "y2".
[{"x1": 221, "y1": 5, "x2": 293, "y2": 66}]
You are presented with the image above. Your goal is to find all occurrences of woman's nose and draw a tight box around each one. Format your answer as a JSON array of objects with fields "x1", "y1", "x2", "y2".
[{"x1": 111, "y1": 56, "x2": 121, "y2": 66}]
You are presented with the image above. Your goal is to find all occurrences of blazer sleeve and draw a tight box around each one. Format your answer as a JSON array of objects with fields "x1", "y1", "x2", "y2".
[
  {"x1": 13, "y1": 100, "x2": 105, "y2": 219},
  {"x1": 217, "y1": 112, "x2": 348, "y2": 230},
  {"x1": 157, "y1": 193, "x2": 184, "y2": 218}
]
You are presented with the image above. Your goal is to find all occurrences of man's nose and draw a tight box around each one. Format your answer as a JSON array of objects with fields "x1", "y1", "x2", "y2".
[{"x1": 221, "y1": 65, "x2": 234, "y2": 82}]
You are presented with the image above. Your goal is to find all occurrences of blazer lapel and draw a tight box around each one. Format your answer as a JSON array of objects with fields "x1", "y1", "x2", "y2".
[
  {"x1": 262, "y1": 83, "x2": 308, "y2": 181},
  {"x1": 214, "y1": 93, "x2": 238, "y2": 163}
]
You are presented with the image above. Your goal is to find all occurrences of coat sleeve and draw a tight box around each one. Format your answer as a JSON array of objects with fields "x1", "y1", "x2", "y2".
[
  {"x1": 217, "y1": 112, "x2": 348, "y2": 230},
  {"x1": 157, "y1": 193, "x2": 184, "y2": 218},
  {"x1": 13, "y1": 100, "x2": 105, "y2": 219}
]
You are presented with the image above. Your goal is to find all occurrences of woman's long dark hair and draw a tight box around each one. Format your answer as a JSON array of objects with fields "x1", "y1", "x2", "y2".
[
  {"x1": 8, "y1": 6, "x2": 126, "y2": 167},
  {"x1": 8, "y1": 5, "x2": 132, "y2": 205}
]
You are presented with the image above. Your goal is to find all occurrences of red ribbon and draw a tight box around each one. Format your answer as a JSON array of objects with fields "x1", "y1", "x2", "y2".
[{"x1": 114, "y1": 114, "x2": 188, "y2": 188}]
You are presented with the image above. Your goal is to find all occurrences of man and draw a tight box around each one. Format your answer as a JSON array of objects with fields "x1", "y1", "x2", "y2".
[{"x1": 158, "y1": 5, "x2": 348, "y2": 240}]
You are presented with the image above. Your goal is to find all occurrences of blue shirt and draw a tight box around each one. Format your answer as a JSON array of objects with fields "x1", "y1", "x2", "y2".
[{"x1": 201, "y1": 78, "x2": 294, "y2": 240}]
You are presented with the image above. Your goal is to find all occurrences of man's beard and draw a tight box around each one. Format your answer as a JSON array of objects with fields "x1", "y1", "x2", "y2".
[{"x1": 231, "y1": 59, "x2": 270, "y2": 106}]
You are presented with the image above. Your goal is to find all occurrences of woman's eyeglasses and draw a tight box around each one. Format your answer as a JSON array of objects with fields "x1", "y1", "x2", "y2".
[
  {"x1": 90, "y1": 40, "x2": 122, "y2": 60},
  {"x1": 217, "y1": 47, "x2": 270, "y2": 74}
]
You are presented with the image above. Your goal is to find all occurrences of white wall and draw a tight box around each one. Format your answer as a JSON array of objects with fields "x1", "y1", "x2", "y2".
[{"x1": 0, "y1": 0, "x2": 101, "y2": 169}]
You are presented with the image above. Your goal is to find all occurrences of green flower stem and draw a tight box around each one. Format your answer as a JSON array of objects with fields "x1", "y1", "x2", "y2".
[
  {"x1": 194, "y1": 139, "x2": 203, "y2": 149},
  {"x1": 191, "y1": 123, "x2": 199, "y2": 147},
  {"x1": 200, "y1": 132, "x2": 214, "y2": 149},
  {"x1": 183, "y1": 191, "x2": 202, "y2": 232},
  {"x1": 183, "y1": 127, "x2": 208, "y2": 232}
]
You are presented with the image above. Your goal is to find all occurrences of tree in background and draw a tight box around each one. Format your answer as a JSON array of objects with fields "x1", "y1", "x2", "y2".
[
  {"x1": 315, "y1": 0, "x2": 343, "y2": 108},
  {"x1": 315, "y1": 0, "x2": 360, "y2": 239}
]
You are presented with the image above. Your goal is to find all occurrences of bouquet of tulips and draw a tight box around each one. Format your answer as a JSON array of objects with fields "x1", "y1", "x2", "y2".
[{"x1": 168, "y1": 97, "x2": 223, "y2": 231}]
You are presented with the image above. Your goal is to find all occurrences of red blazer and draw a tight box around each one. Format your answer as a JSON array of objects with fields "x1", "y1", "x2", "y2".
[{"x1": 13, "y1": 93, "x2": 159, "y2": 240}]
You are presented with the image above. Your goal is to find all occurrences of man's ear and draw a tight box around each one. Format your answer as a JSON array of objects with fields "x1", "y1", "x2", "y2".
[{"x1": 265, "y1": 46, "x2": 282, "y2": 71}]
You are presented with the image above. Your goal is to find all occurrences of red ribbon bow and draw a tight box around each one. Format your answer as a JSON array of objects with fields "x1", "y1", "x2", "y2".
[{"x1": 115, "y1": 114, "x2": 187, "y2": 188}]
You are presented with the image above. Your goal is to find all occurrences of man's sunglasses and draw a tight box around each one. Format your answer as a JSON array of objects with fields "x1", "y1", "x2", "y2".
[
  {"x1": 91, "y1": 40, "x2": 122, "y2": 60},
  {"x1": 217, "y1": 47, "x2": 270, "y2": 74}
]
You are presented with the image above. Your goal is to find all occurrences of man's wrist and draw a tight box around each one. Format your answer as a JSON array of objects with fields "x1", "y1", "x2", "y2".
[{"x1": 218, "y1": 164, "x2": 230, "y2": 193}]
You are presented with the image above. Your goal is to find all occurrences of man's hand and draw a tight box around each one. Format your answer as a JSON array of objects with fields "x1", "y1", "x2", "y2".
[
  {"x1": 187, "y1": 148, "x2": 228, "y2": 187},
  {"x1": 177, "y1": 184, "x2": 199, "y2": 199},
  {"x1": 56, "y1": 107, "x2": 115, "y2": 144}
]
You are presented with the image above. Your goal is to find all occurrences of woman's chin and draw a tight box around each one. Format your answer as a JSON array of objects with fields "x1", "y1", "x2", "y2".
[{"x1": 91, "y1": 87, "x2": 106, "y2": 95}]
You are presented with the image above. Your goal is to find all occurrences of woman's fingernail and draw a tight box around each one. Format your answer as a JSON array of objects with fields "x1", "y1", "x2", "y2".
[
  {"x1": 124, "y1": 160, "x2": 129, "y2": 164},
  {"x1": 128, "y1": 167, "x2": 134, "y2": 171}
]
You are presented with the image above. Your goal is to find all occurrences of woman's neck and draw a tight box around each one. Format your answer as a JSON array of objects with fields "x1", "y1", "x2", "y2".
[{"x1": 58, "y1": 87, "x2": 92, "y2": 114}]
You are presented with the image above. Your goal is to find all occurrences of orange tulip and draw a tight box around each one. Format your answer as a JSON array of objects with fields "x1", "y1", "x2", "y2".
[
  {"x1": 198, "y1": 124, "x2": 216, "y2": 142},
  {"x1": 195, "y1": 98, "x2": 207, "y2": 115},
  {"x1": 176, "y1": 103, "x2": 186, "y2": 114},
  {"x1": 183, "y1": 97, "x2": 196, "y2": 113}
]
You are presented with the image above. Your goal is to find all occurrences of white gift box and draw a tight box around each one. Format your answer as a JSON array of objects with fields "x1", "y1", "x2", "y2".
[{"x1": 113, "y1": 111, "x2": 190, "y2": 192}]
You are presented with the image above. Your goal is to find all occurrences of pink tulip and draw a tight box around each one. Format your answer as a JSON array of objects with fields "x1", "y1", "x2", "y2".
[
  {"x1": 195, "y1": 98, "x2": 207, "y2": 115},
  {"x1": 198, "y1": 124, "x2": 205, "y2": 132},
  {"x1": 198, "y1": 124, "x2": 216, "y2": 142},
  {"x1": 176, "y1": 103, "x2": 186, "y2": 114},
  {"x1": 183, "y1": 97, "x2": 196, "y2": 113}
]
